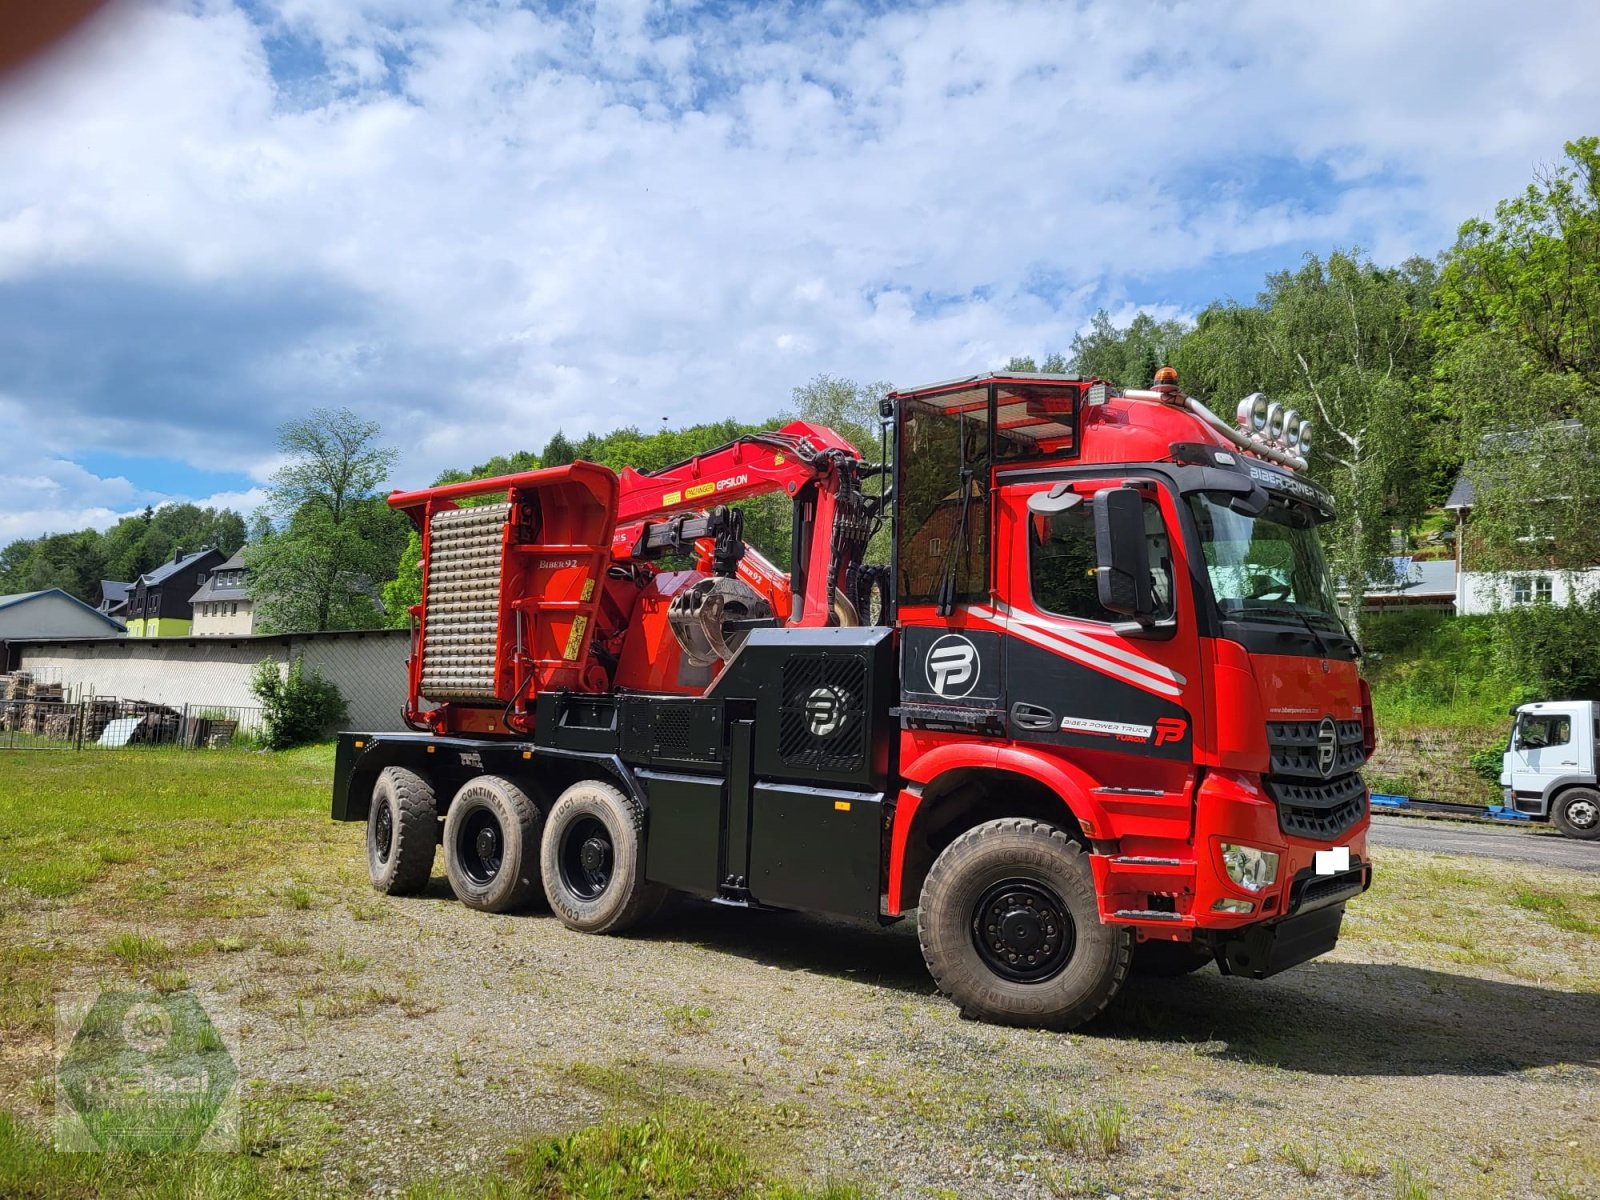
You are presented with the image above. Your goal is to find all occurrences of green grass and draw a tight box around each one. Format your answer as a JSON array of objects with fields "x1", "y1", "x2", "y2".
[
  {"x1": 1042, "y1": 1100, "x2": 1128, "y2": 1159},
  {"x1": 0, "y1": 747, "x2": 867, "y2": 1199},
  {"x1": 1363, "y1": 612, "x2": 1510, "y2": 738},
  {"x1": 1, "y1": 1105, "x2": 863, "y2": 1200},
  {"x1": 1513, "y1": 890, "x2": 1600, "y2": 935}
]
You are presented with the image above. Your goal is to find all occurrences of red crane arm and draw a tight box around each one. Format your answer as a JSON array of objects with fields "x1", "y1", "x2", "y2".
[
  {"x1": 611, "y1": 421, "x2": 861, "y2": 524},
  {"x1": 610, "y1": 420, "x2": 866, "y2": 627}
]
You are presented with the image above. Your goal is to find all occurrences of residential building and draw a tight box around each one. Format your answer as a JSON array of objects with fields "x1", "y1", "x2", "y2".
[
  {"x1": 0, "y1": 589, "x2": 125, "y2": 664},
  {"x1": 98, "y1": 580, "x2": 131, "y2": 620},
  {"x1": 1445, "y1": 456, "x2": 1600, "y2": 615},
  {"x1": 1360, "y1": 558, "x2": 1458, "y2": 615},
  {"x1": 189, "y1": 551, "x2": 256, "y2": 636},
  {"x1": 124, "y1": 547, "x2": 228, "y2": 637}
]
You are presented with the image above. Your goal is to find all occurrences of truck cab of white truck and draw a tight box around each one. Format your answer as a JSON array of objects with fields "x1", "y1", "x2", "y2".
[{"x1": 1500, "y1": 700, "x2": 1600, "y2": 839}]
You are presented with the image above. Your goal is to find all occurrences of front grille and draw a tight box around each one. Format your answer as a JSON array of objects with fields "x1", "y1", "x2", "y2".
[
  {"x1": 1267, "y1": 719, "x2": 1366, "y2": 779},
  {"x1": 1265, "y1": 772, "x2": 1368, "y2": 841},
  {"x1": 1290, "y1": 865, "x2": 1369, "y2": 914}
]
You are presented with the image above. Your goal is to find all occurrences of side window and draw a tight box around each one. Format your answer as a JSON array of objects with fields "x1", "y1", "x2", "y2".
[
  {"x1": 1519, "y1": 715, "x2": 1571, "y2": 749},
  {"x1": 898, "y1": 397, "x2": 989, "y2": 604},
  {"x1": 1030, "y1": 493, "x2": 1174, "y2": 623}
]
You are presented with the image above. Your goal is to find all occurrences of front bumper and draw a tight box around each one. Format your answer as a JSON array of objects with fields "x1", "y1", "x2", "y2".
[{"x1": 1090, "y1": 768, "x2": 1372, "y2": 941}]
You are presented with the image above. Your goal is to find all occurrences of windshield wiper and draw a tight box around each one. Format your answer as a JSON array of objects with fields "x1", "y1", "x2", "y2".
[
  {"x1": 1228, "y1": 603, "x2": 1353, "y2": 657},
  {"x1": 936, "y1": 465, "x2": 975, "y2": 617}
]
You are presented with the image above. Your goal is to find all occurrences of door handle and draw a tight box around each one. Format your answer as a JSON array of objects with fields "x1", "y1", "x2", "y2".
[{"x1": 1011, "y1": 702, "x2": 1057, "y2": 731}]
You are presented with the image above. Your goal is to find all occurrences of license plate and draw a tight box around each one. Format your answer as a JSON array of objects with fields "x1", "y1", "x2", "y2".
[{"x1": 1314, "y1": 845, "x2": 1351, "y2": 876}]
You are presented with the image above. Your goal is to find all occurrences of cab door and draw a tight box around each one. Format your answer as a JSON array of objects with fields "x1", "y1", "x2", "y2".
[
  {"x1": 988, "y1": 476, "x2": 1203, "y2": 834},
  {"x1": 1508, "y1": 709, "x2": 1578, "y2": 803}
]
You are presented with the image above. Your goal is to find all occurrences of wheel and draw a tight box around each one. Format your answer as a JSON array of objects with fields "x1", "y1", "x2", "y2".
[
  {"x1": 367, "y1": 767, "x2": 437, "y2": 895},
  {"x1": 540, "y1": 779, "x2": 667, "y2": 934},
  {"x1": 1552, "y1": 787, "x2": 1600, "y2": 840},
  {"x1": 917, "y1": 819, "x2": 1132, "y2": 1030},
  {"x1": 1131, "y1": 939, "x2": 1213, "y2": 977},
  {"x1": 442, "y1": 775, "x2": 543, "y2": 912}
]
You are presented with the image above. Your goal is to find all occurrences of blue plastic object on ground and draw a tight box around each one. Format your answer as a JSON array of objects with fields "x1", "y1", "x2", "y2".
[
  {"x1": 1483, "y1": 805, "x2": 1533, "y2": 822},
  {"x1": 1369, "y1": 793, "x2": 1408, "y2": 808}
]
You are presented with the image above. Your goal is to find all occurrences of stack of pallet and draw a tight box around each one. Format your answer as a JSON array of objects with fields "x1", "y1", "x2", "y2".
[{"x1": 81, "y1": 697, "x2": 120, "y2": 743}]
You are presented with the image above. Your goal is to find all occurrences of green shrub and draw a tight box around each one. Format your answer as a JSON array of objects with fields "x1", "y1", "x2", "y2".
[
  {"x1": 250, "y1": 656, "x2": 348, "y2": 749},
  {"x1": 1491, "y1": 596, "x2": 1600, "y2": 700},
  {"x1": 1467, "y1": 744, "x2": 1506, "y2": 782}
]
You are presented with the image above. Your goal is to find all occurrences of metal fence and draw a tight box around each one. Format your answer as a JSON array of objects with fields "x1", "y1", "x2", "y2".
[{"x1": 0, "y1": 698, "x2": 265, "y2": 751}]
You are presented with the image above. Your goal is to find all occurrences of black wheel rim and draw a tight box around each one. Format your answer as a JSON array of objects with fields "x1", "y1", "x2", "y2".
[
  {"x1": 971, "y1": 878, "x2": 1075, "y2": 983},
  {"x1": 373, "y1": 802, "x2": 393, "y2": 865},
  {"x1": 455, "y1": 807, "x2": 504, "y2": 887},
  {"x1": 558, "y1": 816, "x2": 614, "y2": 901}
]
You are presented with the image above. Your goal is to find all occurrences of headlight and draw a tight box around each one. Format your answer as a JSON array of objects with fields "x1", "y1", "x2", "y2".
[
  {"x1": 1220, "y1": 843, "x2": 1280, "y2": 893},
  {"x1": 1280, "y1": 409, "x2": 1302, "y2": 449},
  {"x1": 1237, "y1": 392, "x2": 1271, "y2": 432},
  {"x1": 1265, "y1": 402, "x2": 1286, "y2": 441},
  {"x1": 1296, "y1": 419, "x2": 1313, "y2": 453}
]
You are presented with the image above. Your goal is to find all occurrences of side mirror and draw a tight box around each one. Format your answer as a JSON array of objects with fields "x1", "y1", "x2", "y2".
[
  {"x1": 1093, "y1": 487, "x2": 1154, "y2": 622},
  {"x1": 1027, "y1": 484, "x2": 1083, "y2": 516}
]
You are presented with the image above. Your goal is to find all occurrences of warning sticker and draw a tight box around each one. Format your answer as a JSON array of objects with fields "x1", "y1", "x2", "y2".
[{"x1": 563, "y1": 615, "x2": 589, "y2": 661}]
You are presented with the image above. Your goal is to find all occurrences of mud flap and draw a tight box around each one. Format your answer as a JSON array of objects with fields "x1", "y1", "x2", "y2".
[{"x1": 1214, "y1": 903, "x2": 1345, "y2": 980}]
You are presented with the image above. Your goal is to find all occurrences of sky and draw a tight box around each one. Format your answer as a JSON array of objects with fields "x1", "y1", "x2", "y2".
[{"x1": 2, "y1": 0, "x2": 1598, "y2": 545}]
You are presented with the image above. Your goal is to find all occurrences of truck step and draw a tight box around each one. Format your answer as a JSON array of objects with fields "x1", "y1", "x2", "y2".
[
  {"x1": 1110, "y1": 856, "x2": 1184, "y2": 866},
  {"x1": 1113, "y1": 908, "x2": 1189, "y2": 922}
]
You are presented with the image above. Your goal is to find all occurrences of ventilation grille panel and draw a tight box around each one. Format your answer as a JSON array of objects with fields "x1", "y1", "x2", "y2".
[
  {"x1": 421, "y1": 502, "x2": 509, "y2": 700},
  {"x1": 778, "y1": 655, "x2": 867, "y2": 772}
]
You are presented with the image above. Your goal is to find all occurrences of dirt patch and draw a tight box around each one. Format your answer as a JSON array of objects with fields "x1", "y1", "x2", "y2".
[
  {"x1": 1368, "y1": 727, "x2": 1499, "y2": 805},
  {"x1": 7, "y1": 830, "x2": 1597, "y2": 1199}
]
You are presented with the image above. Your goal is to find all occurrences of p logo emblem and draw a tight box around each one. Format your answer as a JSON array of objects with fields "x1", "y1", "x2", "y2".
[{"x1": 926, "y1": 634, "x2": 980, "y2": 698}]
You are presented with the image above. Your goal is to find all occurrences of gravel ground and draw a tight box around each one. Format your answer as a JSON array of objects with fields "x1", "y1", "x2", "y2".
[{"x1": 21, "y1": 827, "x2": 1600, "y2": 1199}]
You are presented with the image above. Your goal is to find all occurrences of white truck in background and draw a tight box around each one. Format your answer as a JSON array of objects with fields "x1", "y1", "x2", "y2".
[{"x1": 1500, "y1": 701, "x2": 1600, "y2": 840}]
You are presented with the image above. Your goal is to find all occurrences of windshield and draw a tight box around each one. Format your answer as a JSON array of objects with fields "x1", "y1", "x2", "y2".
[{"x1": 1186, "y1": 494, "x2": 1343, "y2": 628}]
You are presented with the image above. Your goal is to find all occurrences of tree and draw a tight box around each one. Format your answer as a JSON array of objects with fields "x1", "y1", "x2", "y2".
[
  {"x1": 1430, "y1": 137, "x2": 1600, "y2": 585},
  {"x1": 247, "y1": 409, "x2": 407, "y2": 633},
  {"x1": 1004, "y1": 352, "x2": 1069, "y2": 373},
  {"x1": 0, "y1": 501, "x2": 247, "y2": 605},
  {"x1": 542, "y1": 431, "x2": 577, "y2": 467},
  {"x1": 1178, "y1": 251, "x2": 1436, "y2": 632},
  {"x1": 1069, "y1": 311, "x2": 1191, "y2": 387}
]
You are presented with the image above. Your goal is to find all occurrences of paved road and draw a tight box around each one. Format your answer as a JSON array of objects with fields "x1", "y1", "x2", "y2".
[{"x1": 1369, "y1": 814, "x2": 1599, "y2": 873}]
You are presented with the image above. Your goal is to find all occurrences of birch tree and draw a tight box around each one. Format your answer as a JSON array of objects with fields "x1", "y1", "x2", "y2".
[{"x1": 1177, "y1": 251, "x2": 1434, "y2": 636}]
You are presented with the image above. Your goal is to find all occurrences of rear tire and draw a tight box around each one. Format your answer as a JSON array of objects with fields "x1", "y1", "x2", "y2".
[
  {"x1": 918, "y1": 819, "x2": 1132, "y2": 1030},
  {"x1": 367, "y1": 768, "x2": 437, "y2": 895},
  {"x1": 1131, "y1": 939, "x2": 1214, "y2": 977},
  {"x1": 541, "y1": 780, "x2": 666, "y2": 934},
  {"x1": 442, "y1": 775, "x2": 543, "y2": 912},
  {"x1": 1552, "y1": 787, "x2": 1600, "y2": 840}
]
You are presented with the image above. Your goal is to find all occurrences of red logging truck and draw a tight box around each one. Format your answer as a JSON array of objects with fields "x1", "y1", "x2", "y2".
[{"x1": 331, "y1": 368, "x2": 1372, "y2": 1029}]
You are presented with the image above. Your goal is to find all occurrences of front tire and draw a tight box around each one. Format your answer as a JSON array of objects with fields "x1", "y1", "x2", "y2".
[
  {"x1": 1552, "y1": 787, "x2": 1600, "y2": 840},
  {"x1": 367, "y1": 768, "x2": 437, "y2": 895},
  {"x1": 918, "y1": 819, "x2": 1132, "y2": 1030},
  {"x1": 442, "y1": 775, "x2": 542, "y2": 912},
  {"x1": 540, "y1": 780, "x2": 666, "y2": 934}
]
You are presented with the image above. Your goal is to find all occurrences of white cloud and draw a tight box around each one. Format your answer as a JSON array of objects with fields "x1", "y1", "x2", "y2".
[{"x1": 0, "y1": 0, "x2": 1597, "y2": 539}]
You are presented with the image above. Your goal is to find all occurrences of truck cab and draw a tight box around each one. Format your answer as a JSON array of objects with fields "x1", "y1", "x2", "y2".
[{"x1": 1501, "y1": 701, "x2": 1600, "y2": 839}]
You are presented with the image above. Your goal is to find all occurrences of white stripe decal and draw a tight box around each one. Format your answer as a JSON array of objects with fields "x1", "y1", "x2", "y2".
[
  {"x1": 968, "y1": 607, "x2": 1183, "y2": 698},
  {"x1": 983, "y1": 602, "x2": 1188, "y2": 686}
]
